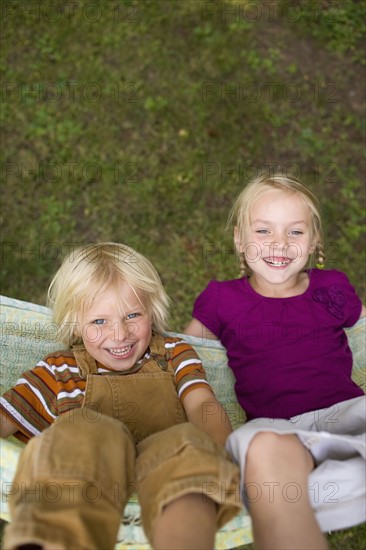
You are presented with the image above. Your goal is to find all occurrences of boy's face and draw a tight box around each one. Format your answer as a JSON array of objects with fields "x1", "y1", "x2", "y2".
[{"x1": 76, "y1": 280, "x2": 152, "y2": 372}]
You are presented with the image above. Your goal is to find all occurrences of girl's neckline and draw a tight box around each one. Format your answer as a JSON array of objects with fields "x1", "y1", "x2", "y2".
[{"x1": 245, "y1": 269, "x2": 314, "y2": 299}]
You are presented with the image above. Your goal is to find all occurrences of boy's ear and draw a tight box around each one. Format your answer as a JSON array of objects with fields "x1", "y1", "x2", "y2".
[
  {"x1": 234, "y1": 226, "x2": 243, "y2": 254},
  {"x1": 73, "y1": 316, "x2": 82, "y2": 338}
]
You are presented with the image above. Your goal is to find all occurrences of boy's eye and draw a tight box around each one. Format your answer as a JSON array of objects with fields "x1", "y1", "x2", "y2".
[{"x1": 126, "y1": 312, "x2": 139, "y2": 320}]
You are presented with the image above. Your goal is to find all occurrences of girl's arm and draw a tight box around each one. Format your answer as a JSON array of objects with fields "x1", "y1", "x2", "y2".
[
  {"x1": 184, "y1": 318, "x2": 218, "y2": 340},
  {"x1": 182, "y1": 387, "x2": 232, "y2": 446},
  {"x1": 359, "y1": 305, "x2": 366, "y2": 319},
  {"x1": 0, "y1": 411, "x2": 18, "y2": 438}
]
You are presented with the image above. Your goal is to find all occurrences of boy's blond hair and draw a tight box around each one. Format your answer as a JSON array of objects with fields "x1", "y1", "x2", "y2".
[
  {"x1": 228, "y1": 173, "x2": 324, "y2": 275},
  {"x1": 47, "y1": 243, "x2": 170, "y2": 347}
]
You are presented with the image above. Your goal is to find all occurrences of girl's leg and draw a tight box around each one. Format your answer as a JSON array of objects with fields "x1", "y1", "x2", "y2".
[
  {"x1": 245, "y1": 432, "x2": 328, "y2": 550},
  {"x1": 153, "y1": 493, "x2": 216, "y2": 549}
]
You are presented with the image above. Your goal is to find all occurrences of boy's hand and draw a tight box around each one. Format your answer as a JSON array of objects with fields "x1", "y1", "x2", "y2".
[
  {"x1": 0, "y1": 411, "x2": 18, "y2": 438},
  {"x1": 182, "y1": 388, "x2": 232, "y2": 446}
]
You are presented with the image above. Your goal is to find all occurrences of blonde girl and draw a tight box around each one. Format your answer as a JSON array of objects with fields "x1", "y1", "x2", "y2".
[{"x1": 185, "y1": 174, "x2": 366, "y2": 549}]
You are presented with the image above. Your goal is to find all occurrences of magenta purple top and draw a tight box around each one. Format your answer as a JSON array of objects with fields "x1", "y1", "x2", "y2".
[{"x1": 192, "y1": 269, "x2": 363, "y2": 420}]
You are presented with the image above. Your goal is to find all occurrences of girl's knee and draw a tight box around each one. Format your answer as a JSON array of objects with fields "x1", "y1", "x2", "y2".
[
  {"x1": 247, "y1": 431, "x2": 288, "y2": 456},
  {"x1": 246, "y1": 432, "x2": 311, "y2": 473}
]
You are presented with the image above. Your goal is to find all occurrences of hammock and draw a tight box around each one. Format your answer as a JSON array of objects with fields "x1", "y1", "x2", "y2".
[{"x1": 1, "y1": 295, "x2": 365, "y2": 548}]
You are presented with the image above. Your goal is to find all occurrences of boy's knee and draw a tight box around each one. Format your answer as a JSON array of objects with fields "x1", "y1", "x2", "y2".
[
  {"x1": 55, "y1": 408, "x2": 134, "y2": 446},
  {"x1": 137, "y1": 423, "x2": 241, "y2": 541},
  {"x1": 21, "y1": 409, "x2": 137, "y2": 486}
]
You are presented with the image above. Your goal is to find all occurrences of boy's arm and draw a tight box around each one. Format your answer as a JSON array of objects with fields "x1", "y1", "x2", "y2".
[
  {"x1": 182, "y1": 387, "x2": 232, "y2": 446},
  {"x1": 184, "y1": 318, "x2": 218, "y2": 341},
  {"x1": 0, "y1": 411, "x2": 18, "y2": 438}
]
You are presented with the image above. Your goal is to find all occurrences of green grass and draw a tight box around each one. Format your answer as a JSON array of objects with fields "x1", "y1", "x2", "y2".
[
  {"x1": 235, "y1": 522, "x2": 366, "y2": 549},
  {"x1": 1, "y1": 0, "x2": 365, "y2": 328},
  {"x1": 279, "y1": 0, "x2": 366, "y2": 63},
  {"x1": 0, "y1": 0, "x2": 365, "y2": 547}
]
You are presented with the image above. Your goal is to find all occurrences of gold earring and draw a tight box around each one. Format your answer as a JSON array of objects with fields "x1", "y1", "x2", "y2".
[{"x1": 316, "y1": 255, "x2": 325, "y2": 269}]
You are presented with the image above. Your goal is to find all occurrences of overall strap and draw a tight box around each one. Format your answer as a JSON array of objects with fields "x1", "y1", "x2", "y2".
[
  {"x1": 148, "y1": 333, "x2": 169, "y2": 371},
  {"x1": 71, "y1": 346, "x2": 98, "y2": 377}
]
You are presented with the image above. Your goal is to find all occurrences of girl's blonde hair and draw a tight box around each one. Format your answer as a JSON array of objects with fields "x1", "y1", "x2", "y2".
[
  {"x1": 47, "y1": 242, "x2": 170, "y2": 347},
  {"x1": 228, "y1": 173, "x2": 324, "y2": 276}
]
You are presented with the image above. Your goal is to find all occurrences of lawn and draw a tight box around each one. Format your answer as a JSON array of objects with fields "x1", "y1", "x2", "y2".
[{"x1": 0, "y1": 0, "x2": 365, "y2": 548}]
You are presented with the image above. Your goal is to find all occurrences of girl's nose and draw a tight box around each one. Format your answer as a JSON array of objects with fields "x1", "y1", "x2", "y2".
[{"x1": 269, "y1": 232, "x2": 288, "y2": 250}]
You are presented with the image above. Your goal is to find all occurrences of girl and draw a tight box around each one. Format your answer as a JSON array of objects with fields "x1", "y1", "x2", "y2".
[
  {"x1": 185, "y1": 173, "x2": 366, "y2": 550},
  {"x1": 0, "y1": 242, "x2": 241, "y2": 550}
]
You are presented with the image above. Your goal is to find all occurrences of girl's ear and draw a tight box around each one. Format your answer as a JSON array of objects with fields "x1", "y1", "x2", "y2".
[
  {"x1": 309, "y1": 243, "x2": 316, "y2": 254},
  {"x1": 308, "y1": 236, "x2": 318, "y2": 254},
  {"x1": 234, "y1": 226, "x2": 243, "y2": 254}
]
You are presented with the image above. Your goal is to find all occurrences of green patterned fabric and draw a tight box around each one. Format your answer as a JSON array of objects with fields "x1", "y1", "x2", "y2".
[{"x1": 1, "y1": 295, "x2": 365, "y2": 548}]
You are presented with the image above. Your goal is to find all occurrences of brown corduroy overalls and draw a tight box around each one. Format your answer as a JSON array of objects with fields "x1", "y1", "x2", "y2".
[{"x1": 4, "y1": 335, "x2": 241, "y2": 550}]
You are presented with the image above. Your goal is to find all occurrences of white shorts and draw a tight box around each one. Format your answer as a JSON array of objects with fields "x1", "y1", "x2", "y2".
[{"x1": 226, "y1": 396, "x2": 366, "y2": 532}]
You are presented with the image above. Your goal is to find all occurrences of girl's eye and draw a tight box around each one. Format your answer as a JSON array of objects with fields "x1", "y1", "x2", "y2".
[
  {"x1": 255, "y1": 229, "x2": 269, "y2": 234},
  {"x1": 93, "y1": 319, "x2": 106, "y2": 325},
  {"x1": 290, "y1": 230, "x2": 303, "y2": 236}
]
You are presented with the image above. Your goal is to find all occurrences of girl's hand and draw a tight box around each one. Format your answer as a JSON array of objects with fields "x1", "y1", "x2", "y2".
[{"x1": 184, "y1": 318, "x2": 218, "y2": 341}]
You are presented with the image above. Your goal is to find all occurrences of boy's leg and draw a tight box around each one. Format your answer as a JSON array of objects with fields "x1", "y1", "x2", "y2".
[
  {"x1": 244, "y1": 432, "x2": 328, "y2": 550},
  {"x1": 153, "y1": 493, "x2": 216, "y2": 550},
  {"x1": 4, "y1": 409, "x2": 136, "y2": 550},
  {"x1": 136, "y1": 422, "x2": 241, "y2": 549}
]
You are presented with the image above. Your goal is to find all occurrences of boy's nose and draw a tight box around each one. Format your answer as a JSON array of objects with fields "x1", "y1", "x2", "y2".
[
  {"x1": 108, "y1": 321, "x2": 126, "y2": 342},
  {"x1": 109, "y1": 321, "x2": 136, "y2": 342}
]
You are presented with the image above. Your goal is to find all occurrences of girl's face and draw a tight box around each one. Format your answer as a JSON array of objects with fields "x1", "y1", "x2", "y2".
[
  {"x1": 235, "y1": 190, "x2": 317, "y2": 294},
  {"x1": 75, "y1": 280, "x2": 152, "y2": 372}
]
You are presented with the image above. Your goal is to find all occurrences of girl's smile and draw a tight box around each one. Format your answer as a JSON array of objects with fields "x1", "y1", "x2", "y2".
[{"x1": 262, "y1": 256, "x2": 292, "y2": 268}]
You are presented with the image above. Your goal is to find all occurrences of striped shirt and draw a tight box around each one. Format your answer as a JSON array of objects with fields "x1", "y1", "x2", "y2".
[{"x1": 1, "y1": 336, "x2": 211, "y2": 442}]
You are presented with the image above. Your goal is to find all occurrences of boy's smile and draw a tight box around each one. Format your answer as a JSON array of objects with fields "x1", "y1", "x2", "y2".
[
  {"x1": 76, "y1": 280, "x2": 152, "y2": 372},
  {"x1": 106, "y1": 345, "x2": 134, "y2": 358}
]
